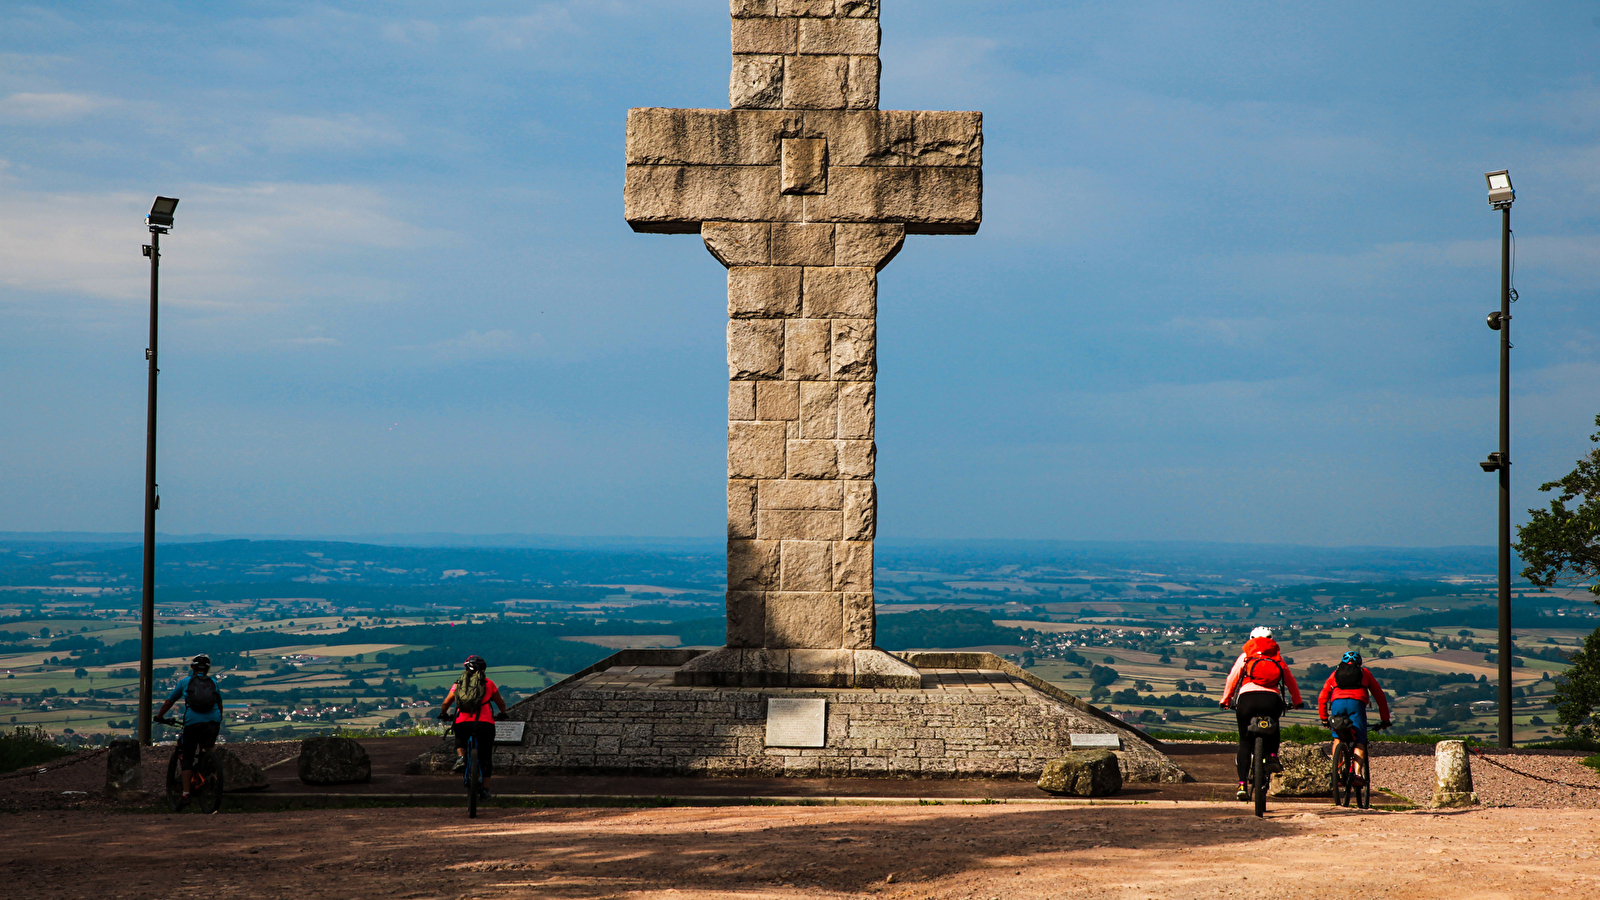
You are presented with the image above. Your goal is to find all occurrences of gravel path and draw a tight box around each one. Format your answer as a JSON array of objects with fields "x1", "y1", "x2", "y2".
[{"x1": 1367, "y1": 742, "x2": 1600, "y2": 808}]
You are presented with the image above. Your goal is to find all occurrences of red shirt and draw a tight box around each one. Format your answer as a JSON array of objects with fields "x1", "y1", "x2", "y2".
[
  {"x1": 1317, "y1": 668, "x2": 1390, "y2": 721},
  {"x1": 450, "y1": 677, "x2": 498, "y2": 724}
]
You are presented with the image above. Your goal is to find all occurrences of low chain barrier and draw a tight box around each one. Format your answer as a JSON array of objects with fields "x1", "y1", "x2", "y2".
[
  {"x1": 0, "y1": 746, "x2": 109, "y2": 783},
  {"x1": 1469, "y1": 747, "x2": 1600, "y2": 792}
]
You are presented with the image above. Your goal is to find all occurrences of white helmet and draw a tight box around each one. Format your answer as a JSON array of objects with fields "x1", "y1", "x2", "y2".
[{"x1": 1249, "y1": 627, "x2": 1273, "y2": 639}]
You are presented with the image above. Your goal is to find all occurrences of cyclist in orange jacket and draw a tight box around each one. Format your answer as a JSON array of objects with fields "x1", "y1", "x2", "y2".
[
  {"x1": 1318, "y1": 650, "x2": 1391, "y2": 781},
  {"x1": 1221, "y1": 627, "x2": 1304, "y2": 800}
]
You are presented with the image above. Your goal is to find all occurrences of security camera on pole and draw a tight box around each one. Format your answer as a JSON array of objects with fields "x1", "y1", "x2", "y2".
[
  {"x1": 136, "y1": 196, "x2": 177, "y2": 747},
  {"x1": 1477, "y1": 170, "x2": 1514, "y2": 748}
]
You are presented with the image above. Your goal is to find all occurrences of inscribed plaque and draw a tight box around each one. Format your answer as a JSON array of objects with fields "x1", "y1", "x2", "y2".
[{"x1": 765, "y1": 698, "x2": 827, "y2": 748}]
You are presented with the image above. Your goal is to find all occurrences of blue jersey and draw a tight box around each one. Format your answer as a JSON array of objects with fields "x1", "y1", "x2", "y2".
[{"x1": 167, "y1": 674, "x2": 223, "y2": 725}]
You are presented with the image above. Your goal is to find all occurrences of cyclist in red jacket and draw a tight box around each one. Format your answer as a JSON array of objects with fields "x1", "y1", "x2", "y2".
[
  {"x1": 1220, "y1": 627, "x2": 1304, "y2": 800},
  {"x1": 1318, "y1": 650, "x2": 1392, "y2": 782}
]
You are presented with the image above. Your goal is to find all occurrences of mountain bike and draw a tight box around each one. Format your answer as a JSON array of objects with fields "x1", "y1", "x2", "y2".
[
  {"x1": 1242, "y1": 714, "x2": 1278, "y2": 817},
  {"x1": 440, "y1": 714, "x2": 490, "y2": 818},
  {"x1": 1329, "y1": 716, "x2": 1388, "y2": 809},
  {"x1": 153, "y1": 715, "x2": 224, "y2": 814}
]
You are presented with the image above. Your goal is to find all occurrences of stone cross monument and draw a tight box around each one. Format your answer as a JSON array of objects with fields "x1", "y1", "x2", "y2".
[{"x1": 624, "y1": 0, "x2": 981, "y2": 688}]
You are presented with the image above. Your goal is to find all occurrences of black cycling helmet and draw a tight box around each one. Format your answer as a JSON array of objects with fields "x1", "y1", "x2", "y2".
[
  {"x1": 464, "y1": 655, "x2": 487, "y2": 672},
  {"x1": 191, "y1": 654, "x2": 211, "y2": 672}
]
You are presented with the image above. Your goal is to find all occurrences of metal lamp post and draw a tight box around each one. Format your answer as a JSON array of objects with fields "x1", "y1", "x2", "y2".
[
  {"x1": 136, "y1": 196, "x2": 177, "y2": 746},
  {"x1": 1478, "y1": 170, "x2": 1514, "y2": 748}
]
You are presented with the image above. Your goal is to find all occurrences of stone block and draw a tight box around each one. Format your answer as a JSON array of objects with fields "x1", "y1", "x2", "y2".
[
  {"x1": 837, "y1": 382, "x2": 874, "y2": 439},
  {"x1": 625, "y1": 108, "x2": 798, "y2": 166},
  {"x1": 835, "y1": 223, "x2": 905, "y2": 269},
  {"x1": 798, "y1": 17, "x2": 878, "y2": 55},
  {"x1": 846, "y1": 55, "x2": 879, "y2": 109},
  {"x1": 781, "y1": 540, "x2": 833, "y2": 591},
  {"x1": 760, "y1": 478, "x2": 842, "y2": 509},
  {"x1": 781, "y1": 137, "x2": 828, "y2": 195},
  {"x1": 1037, "y1": 750, "x2": 1122, "y2": 796},
  {"x1": 729, "y1": 266, "x2": 801, "y2": 319},
  {"x1": 804, "y1": 166, "x2": 980, "y2": 234},
  {"x1": 783, "y1": 319, "x2": 831, "y2": 380},
  {"x1": 837, "y1": 0, "x2": 877, "y2": 17},
  {"x1": 800, "y1": 381, "x2": 839, "y2": 439},
  {"x1": 834, "y1": 541, "x2": 872, "y2": 591},
  {"x1": 842, "y1": 590, "x2": 873, "y2": 648},
  {"x1": 778, "y1": 0, "x2": 834, "y2": 16},
  {"x1": 786, "y1": 439, "x2": 839, "y2": 479},
  {"x1": 756, "y1": 380, "x2": 800, "y2": 420},
  {"x1": 728, "y1": 479, "x2": 758, "y2": 538},
  {"x1": 766, "y1": 591, "x2": 843, "y2": 647},
  {"x1": 803, "y1": 266, "x2": 875, "y2": 318},
  {"x1": 842, "y1": 481, "x2": 875, "y2": 540},
  {"x1": 831, "y1": 320, "x2": 876, "y2": 380},
  {"x1": 837, "y1": 439, "x2": 875, "y2": 479},
  {"x1": 1433, "y1": 740, "x2": 1479, "y2": 807},
  {"x1": 728, "y1": 539, "x2": 780, "y2": 590},
  {"x1": 729, "y1": 381, "x2": 755, "y2": 420},
  {"x1": 789, "y1": 648, "x2": 853, "y2": 687},
  {"x1": 758, "y1": 507, "x2": 842, "y2": 541},
  {"x1": 771, "y1": 223, "x2": 835, "y2": 266},
  {"x1": 1268, "y1": 742, "x2": 1331, "y2": 797},
  {"x1": 730, "y1": 54, "x2": 784, "y2": 109},
  {"x1": 731, "y1": 16, "x2": 797, "y2": 54},
  {"x1": 782, "y1": 54, "x2": 849, "y2": 110},
  {"x1": 626, "y1": 164, "x2": 800, "y2": 232},
  {"x1": 802, "y1": 110, "x2": 981, "y2": 167},
  {"x1": 704, "y1": 222, "x2": 771, "y2": 267},
  {"x1": 729, "y1": 421, "x2": 786, "y2": 478},
  {"x1": 105, "y1": 739, "x2": 141, "y2": 797},
  {"x1": 732, "y1": 0, "x2": 777, "y2": 16},
  {"x1": 728, "y1": 319, "x2": 784, "y2": 380},
  {"x1": 724, "y1": 593, "x2": 764, "y2": 647}
]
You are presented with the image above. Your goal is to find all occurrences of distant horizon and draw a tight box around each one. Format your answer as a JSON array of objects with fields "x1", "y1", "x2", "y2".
[{"x1": 0, "y1": 530, "x2": 1497, "y2": 552}]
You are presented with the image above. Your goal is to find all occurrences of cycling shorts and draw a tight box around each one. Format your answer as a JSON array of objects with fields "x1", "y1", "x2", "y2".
[{"x1": 1328, "y1": 697, "x2": 1369, "y2": 744}]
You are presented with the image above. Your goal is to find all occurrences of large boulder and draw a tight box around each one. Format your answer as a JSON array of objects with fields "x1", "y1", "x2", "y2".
[
  {"x1": 297, "y1": 735, "x2": 372, "y2": 785},
  {"x1": 1037, "y1": 750, "x2": 1122, "y2": 797},
  {"x1": 213, "y1": 747, "x2": 269, "y2": 791},
  {"x1": 1270, "y1": 742, "x2": 1331, "y2": 797},
  {"x1": 104, "y1": 739, "x2": 142, "y2": 798}
]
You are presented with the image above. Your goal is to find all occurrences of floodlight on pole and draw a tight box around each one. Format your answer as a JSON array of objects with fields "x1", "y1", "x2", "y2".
[
  {"x1": 136, "y1": 195, "x2": 177, "y2": 747},
  {"x1": 1478, "y1": 170, "x2": 1514, "y2": 748}
]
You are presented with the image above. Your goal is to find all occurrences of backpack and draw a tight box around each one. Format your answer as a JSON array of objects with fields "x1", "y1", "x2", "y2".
[
  {"x1": 1241, "y1": 655, "x2": 1282, "y2": 689},
  {"x1": 455, "y1": 670, "x2": 488, "y2": 716},
  {"x1": 185, "y1": 674, "x2": 220, "y2": 714},
  {"x1": 1335, "y1": 662, "x2": 1365, "y2": 690}
]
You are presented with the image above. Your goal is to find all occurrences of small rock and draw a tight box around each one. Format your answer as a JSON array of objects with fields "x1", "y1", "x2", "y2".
[
  {"x1": 297, "y1": 735, "x2": 372, "y2": 785},
  {"x1": 1037, "y1": 750, "x2": 1122, "y2": 797},
  {"x1": 1270, "y1": 742, "x2": 1331, "y2": 797}
]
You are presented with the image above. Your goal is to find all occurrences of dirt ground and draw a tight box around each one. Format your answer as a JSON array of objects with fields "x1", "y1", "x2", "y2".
[{"x1": 7, "y1": 803, "x2": 1600, "y2": 900}]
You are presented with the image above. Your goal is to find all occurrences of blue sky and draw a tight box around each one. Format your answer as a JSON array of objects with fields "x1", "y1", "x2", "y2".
[{"x1": 1, "y1": 1, "x2": 1596, "y2": 546}]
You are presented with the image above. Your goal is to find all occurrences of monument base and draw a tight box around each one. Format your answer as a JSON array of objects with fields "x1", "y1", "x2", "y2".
[
  {"x1": 408, "y1": 650, "x2": 1188, "y2": 784},
  {"x1": 672, "y1": 647, "x2": 922, "y2": 688}
]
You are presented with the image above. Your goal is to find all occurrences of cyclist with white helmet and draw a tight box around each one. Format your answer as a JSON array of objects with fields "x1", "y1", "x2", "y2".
[
  {"x1": 438, "y1": 655, "x2": 508, "y2": 800},
  {"x1": 1318, "y1": 650, "x2": 1391, "y2": 780},
  {"x1": 152, "y1": 654, "x2": 223, "y2": 809},
  {"x1": 1220, "y1": 627, "x2": 1304, "y2": 801}
]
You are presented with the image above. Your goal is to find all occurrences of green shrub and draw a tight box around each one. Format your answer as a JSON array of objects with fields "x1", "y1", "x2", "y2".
[{"x1": 0, "y1": 726, "x2": 73, "y2": 773}]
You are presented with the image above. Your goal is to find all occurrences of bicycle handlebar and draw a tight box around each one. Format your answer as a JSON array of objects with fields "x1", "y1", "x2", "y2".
[{"x1": 152, "y1": 715, "x2": 179, "y2": 727}]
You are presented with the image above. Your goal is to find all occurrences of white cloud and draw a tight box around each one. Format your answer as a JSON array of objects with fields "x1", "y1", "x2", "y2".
[
  {"x1": 0, "y1": 183, "x2": 442, "y2": 310},
  {"x1": 462, "y1": 6, "x2": 579, "y2": 51},
  {"x1": 0, "y1": 91, "x2": 100, "y2": 121},
  {"x1": 261, "y1": 114, "x2": 404, "y2": 153},
  {"x1": 428, "y1": 329, "x2": 545, "y2": 362},
  {"x1": 380, "y1": 20, "x2": 441, "y2": 44}
]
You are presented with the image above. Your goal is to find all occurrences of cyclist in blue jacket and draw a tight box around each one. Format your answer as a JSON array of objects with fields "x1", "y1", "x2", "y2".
[{"x1": 153, "y1": 654, "x2": 223, "y2": 808}]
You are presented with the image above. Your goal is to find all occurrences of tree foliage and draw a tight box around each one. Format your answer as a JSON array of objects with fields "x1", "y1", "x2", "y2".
[
  {"x1": 1516, "y1": 413, "x2": 1600, "y2": 596},
  {"x1": 1551, "y1": 627, "x2": 1600, "y2": 742}
]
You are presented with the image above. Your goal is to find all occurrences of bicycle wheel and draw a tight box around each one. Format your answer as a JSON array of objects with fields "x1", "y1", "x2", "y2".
[
  {"x1": 1251, "y1": 736, "x2": 1267, "y2": 817},
  {"x1": 1357, "y1": 752, "x2": 1371, "y2": 810},
  {"x1": 165, "y1": 750, "x2": 185, "y2": 812},
  {"x1": 1331, "y1": 743, "x2": 1351, "y2": 807},
  {"x1": 466, "y1": 740, "x2": 481, "y2": 819},
  {"x1": 193, "y1": 751, "x2": 224, "y2": 814}
]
